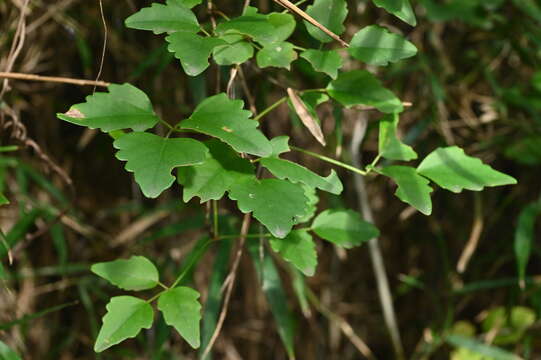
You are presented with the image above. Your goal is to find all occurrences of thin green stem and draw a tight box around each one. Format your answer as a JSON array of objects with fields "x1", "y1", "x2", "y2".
[
  {"x1": 157, "y1": 281, "x2": 169, "y2": 290},
  {"x1": 200, "y1": 27, "x2": 212, "y2": 37},
  {"x1": 253, "y1": 97, "x2": 287, "y2": 121},
  {"x1": 170, "y1": 238, "x2": 213, "y2": 288},
  {"x1": 212, "y1": 200, "x2": 219, "y2": 239},
  {"x1": 217, "y1": 233, "x2": 273, "y2": 240},
  {"x1": 291, "y1": 146, "x2": 368, "y2": 176},
  {"x1": 293, "y1": 45, "x2": 307, "y2": 51},
  {"x1": 0, "y1": 145, "x2": 19, "y2": 152}
]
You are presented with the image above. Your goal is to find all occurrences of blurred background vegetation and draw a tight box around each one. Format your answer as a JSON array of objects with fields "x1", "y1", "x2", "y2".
[{"x1": 1, "y1": 0, "x2": 541, "y2": 358}]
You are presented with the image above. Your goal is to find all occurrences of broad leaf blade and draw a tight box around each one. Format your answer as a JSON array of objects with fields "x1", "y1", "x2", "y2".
[
  {"x1": 212, "y1": 35, "x2": 254, "y2": 65},
  {"x1": 180, "y1": 93, "x2": 272, "y2": 157},
  {"x1": 446, "y1": 334, "x2": 522, "y2": 360},
  {"x1": 514, "y1": 201, "x2": 541, "y2": 288},
  {"x1": 349, "y1": 25, "x2": 417, "y2": 66},
  {"x1": 261, "y1": 157, "x2": 342, "y2": 195},
  {"x1": 178, "y1": 139, "x2": 255, "y2": 203},
  {"x1": 124, "y1": 2, "x2": 199, "y2": 34},
  {"x1": 166, "y1": 32, "x2": 224, "y2": 76},
  {"x1": 57, "y1": 83, "x2": 159, "y2": 132},
  {"x1": 229, "y1": 178, "x2": 309, "y2": 238},
  {"x1": 379, "y1": 166, "x2": 433, "y2": 215},
  {"x1": 247, "y1": 241, "x2": 296, "y2": 358},
  {"x1": 256, "y1": 42, "x2": 297, "y2": 70},
  {"x1": 378, "y1": 113, "x2": 417, "y2": 161},
  {"x1": 304, "y1": 0, "x2": 348, "y2": 43},
  {"x1": 0, "y1": 340, "x2": 21, "y2": 360},
  {"x1": 0, "y1": 193, "x2": 8, "y2": 206},
  {"x1": 270, "y1": 230, "x2": 318, "y2": 276},
  {"x1": 300, "y1": 49, "x2": 342, "y2": 79},
  {"x1": 372, "y1": 0, "x2": 417, "y2": 26},
  {"x1": 312, "y1": 209, "x2": 379, "y2": 248},
  {"x1": 158, "y1": 287, "x2": 202, "y2": 349},
  {"x1": 91, "y1": 256, "x2": 159, "y2": 291},
  {"x1": 94, "y1": 296, "x2": 153, "y2": 352},
  {"x1": 417, "y1": 146, "x2": 517, "y2": 193},
  {"x1": 114, "y1": 132, "x2": 208, "y2": 198},
  {"x1": 327, "y1": 70, "x2": 403, "y2": 113}
]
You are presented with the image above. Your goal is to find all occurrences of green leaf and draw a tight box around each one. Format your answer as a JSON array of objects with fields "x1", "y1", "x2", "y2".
[
  {"x1": 0, "y1": 193, "x2": 8, "y2": 206},
  {"x1": 305, "y1": 0, "x2": 348, "y2": 43},
  {"x1": 124, "y1": 2, "x2": 199, "y2": 34},
  {"x1": 178, "y1": 139, "x2": 255, "y2": 203},
  {"x1": 94, "y1": 296, "x2": 153, "y2": 352},
  {"x1": 91, "y1": 256, "x2": 159, "y2": 291},
  {"x1": 514, "y1": 202, "x2": 541, "y2": 288},
  {"x1": 349, "y1": 25, "x2": 418, "y2": 66},
  {"x1": 256, "y1": 42, "x2": 297, "y2": 70},
  {"x1": 0, "y1": 340, "x2": 21, "y2": 360},
  {"x1": 327, "y1": 70, "x2": 403, "y2": 113},
  {"x1": 372, "y1": 0, "x2": 417, "y2": 26},
  {"x1": 212, "y1": 35, "x2": 254, "y2": 66},
  {"x1": 247, "y1": 241, "x2": 296, "y2": 358},
  {"x1": 446, "y1": 334, "x2": 522, "y2": 360},
  {"x1": 166, "y1": 32, "x2": 224, "y2": 76},
  {"x1": 270, "y1": 230, "x2": 317, "y2": 276},
  {"x1": 269, "y1": 136, "x2": 291, "y2": 157},
  {"x1": 114, "y1": 132, "x2": 209, "y2": 198},
  {"x1": 378, "y1": 113, "x2": 417, "y2": 161},
  {"x1": 267, "y1": 13, "x2": 296, "y2": 43},
  {"x1": 482, "y1": 306, "x2": 536, "y2": 345},
  {"x1": 261, "y1": 157, "x2": 343, "y2": 194},
  {"x1": 157, "y1": 287, "x2": 202, "y2": 349},
  {"x1": 295, "y1": 185, "x2": 319, "y2": 224},
  {"x1": 300, "y1": 49, "x2": 342, "y2": 79},
  {"x1": 312, "y1": 209, "x2": 379, "y2": 248},
  {"x1": 180, "y1": 93, "x2": 272, "y2": 157},
  {"x1": 229, "y1": 178, "x2": 309, "y2": 238},
  {"x1": 169, "y1": 0, "x2": 202, "y2": 9},
  {"x1": 57, "y1": 83, "x2": 159, "y2": 132},
  {"x1": 379, "y1": 166, "x2": 433, "y2": 215},
  {"x1": 417, "y1": 146, "x2": 517, "y2": 193}
]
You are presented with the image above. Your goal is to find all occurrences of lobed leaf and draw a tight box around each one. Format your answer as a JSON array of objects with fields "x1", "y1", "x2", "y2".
[
  {"x1": 94, "y1": 296, "x2": 153, "y2": 352},
  {"x1": 180, "y1": 93, "x2": 272, "y2": 157},
  {"x1": 417, "y1": 146, "x2": 517, "y2": 193},
  {"x1": 300, "y1": 49, "x2": 342, "y2": 79},
  {"x1": 304, "y1": 0, "x2": 348, "y2": 43},
  {"x1": 212, "y1": 35, "x2": 254, "y2": 66},
  {"x1": 256, "y1": 42, "x2": 297, "y2": 70},
  {"x1": 57, "y1": 83, "x2": 159, "y2": 132},
  {"x1": 379, "y1": 166, "x2": 433, "y2": 215},
  {"x1": 229, "y1": 178, "x2": 309, "y2": 238},
  {"x1": 124, "y1": 1, "x2": 199, "y2": 34},
  {"x1": 114, "y1": 132, "x2": 209, "y2": 198},
  {"x1": 349, "y1": 25, "x2": 418, "y2": 66},
  {"x1": 166, "y1": 32, "x2": 225, "y2": 76},
  {"x1": 312, "y1": 209, "x2": 379, "y2": 248},
  {"x1": 378, "y1": 113, "x2": 417, "y2": 161},
  {"x1": 91, "y1": 255, "x2": 159, "y2": 291},
  {"x1": 168, "y1": 0, "x2": 202, "y2": 9},
  {"x1": 178, "y1": 139, "x2": 255, "y2": 203},
  {"x1": 372, "y1": 0, "x2": 417, "y2": 26},
  {"x1": 270, "y1": 230, "x2": 318, "y2": 276},
  {"x1": 327, "y1": 70, "x2": 403, "y2": 113},
  {"x1": 158, "y1": 287, "x2": 202, "y2": 349}
]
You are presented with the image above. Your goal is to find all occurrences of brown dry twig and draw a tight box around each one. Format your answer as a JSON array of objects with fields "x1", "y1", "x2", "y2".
[{"x1": 0, "y1": 71, "x2": 110, "y2": 87}]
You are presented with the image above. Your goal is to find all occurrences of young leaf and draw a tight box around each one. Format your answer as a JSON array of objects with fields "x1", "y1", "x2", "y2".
[
  {"x1": 91, "y1": 256, "x2": 159, "y2": 291},
  {"x1": 379, "y1": 166, "x2": 433, "y2": 215},
  {"x1": 229, "y1": 178, "x2": 309, "y2": 238},
  {"x1": 417, "y1": 146, "x2": 517, "y2": 193},
  {"x1": 94, "y1": 296, "x2": 153, "y2": 352},
  {"x1": 114, "y1": 132, "x2": 209, "y2": 198},
  {"x1": 261, "y1": 157, "x2": 343, "y2": 194},
  {"x1": 57, "y1": 83, "x2": 159, "y2": 132},
  {"x1": 0, "y1": 193, "x2": 8, "y2": 206},
  {"x1": 349, "y1": 25, "x2": 418, "y2": 66},
  {"x1": 166, "y1": 32, "x2": 225, "y2": 76},
  {"x1": 124, "y1": 2, "x2": 199, "y2": 34},
  {"x1": 300, "y1": 49, "x2": 342, "y2": 79},
  {"x1": 327, "y1": 70, "x2": 403, "y2": 113},
  {"x1": 178, "y1": 139, "x2": 255, "y2": 203},
  {"x1": 514, "y1": 201, "x2": 541, "y2": 288},
  {"x1": 157, "y1": 287, "x2": 202, "y2": 349},
  {"x1": 247, "y1": 241, "x2": 296, "y2": 358},
  {"x1": 270, "y1": 230, "x2": 318, "y2": 276},
  {"x1": 256, "y1": 42, "x2": 297, "y2": 70},
  {"x1": 378, "y1": 113, "x2": 417, "y2": 161},
  {"x1": 212, "y1": 35, "x2": 254, "y2": 66},
  {"x1": 312, "y1": 209, "x2": 379, "y2": 248},
  {"x1": 180, "y1": 93, "x2": 272, "y2": 157},
  {"x1": 304, "y1": 0, "x2": 348, "y2": 43},
  {"x1": 372, "y1": 0, "x2": 417, "y2": 26}
]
